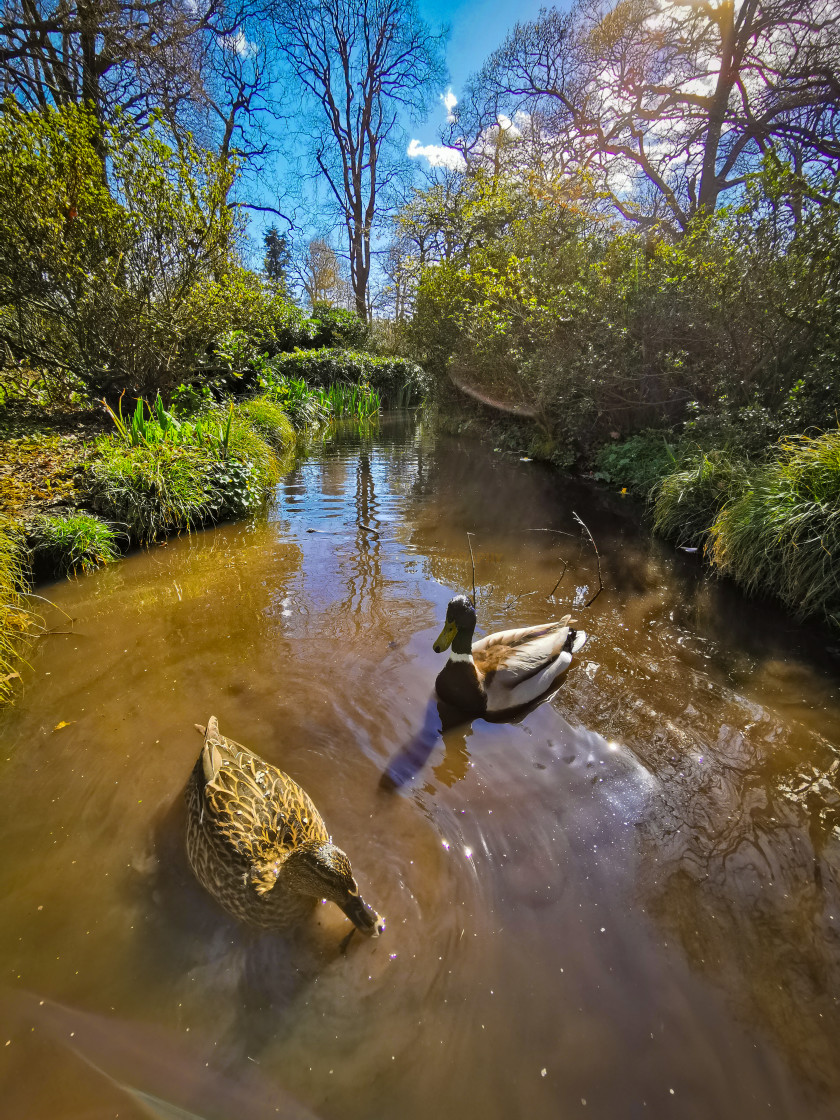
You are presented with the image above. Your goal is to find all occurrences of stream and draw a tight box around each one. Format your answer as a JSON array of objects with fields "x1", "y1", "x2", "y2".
[{"x1": 1, "y1": 412, "x2": 839, "y2": 1119}]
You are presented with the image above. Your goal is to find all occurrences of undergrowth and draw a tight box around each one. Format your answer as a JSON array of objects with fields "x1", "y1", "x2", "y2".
[
  {"x1": 29, "y1": 512, "x2": 121, "y2": 575},
  {"x1": 0, "y1": 520, "x2": 30, "y2": 701},
  {"x1": 708, "y1": 430, "x2": 840, "y2": 626}
]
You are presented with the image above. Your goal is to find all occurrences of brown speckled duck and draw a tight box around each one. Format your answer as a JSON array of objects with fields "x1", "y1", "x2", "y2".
[
  {"x1": 185, "y1": 717, "x2": 384, "y2": 937},
  {"x1": 433, "y1": 595, "x2": 587, "y2": 716}
]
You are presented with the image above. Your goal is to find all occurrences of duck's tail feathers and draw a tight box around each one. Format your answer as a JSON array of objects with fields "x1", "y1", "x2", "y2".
[
  {"x1": 199, "y1": 716, "x2": 223, "y2": 784},
  {"x1": 562, "y1": 628, "x2": 588, "y2": 655}
]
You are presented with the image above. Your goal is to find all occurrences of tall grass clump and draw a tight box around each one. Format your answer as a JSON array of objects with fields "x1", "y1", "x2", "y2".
[
  {"x1": 236, "y1": 395, "x2": 295, "y2": 452},
  {"x1": 29, "y1": 513, "x2": 121, "y2": 576},
  {"x1": 653, "y1": 450, "x2": 750, "y2": 548},
  {"x1": 708, "y1": 430, "x2": 840, "y2": 626},
  {"x1": 0, "y1": 520, "x2": 30, "y2": 702},
  {"x1": 218, "y1": 409, "x2": 282, "y2": 493},
  {"x1": 88, "y1": 442, "x2": 220, "y2": 542}
]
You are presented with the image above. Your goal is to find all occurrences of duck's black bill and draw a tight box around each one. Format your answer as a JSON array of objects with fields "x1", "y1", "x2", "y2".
[{"x1": 341, "y1": 894, "x2": 385, "y2": 937}]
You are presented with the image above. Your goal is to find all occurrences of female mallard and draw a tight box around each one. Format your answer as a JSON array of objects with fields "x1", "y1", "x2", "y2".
[
  {"x1": 185, "y1": 717, "x2": 384, "y2": 937},
  {"x1": 432, "y1": 595, "x2": 587, "y2": 716}
]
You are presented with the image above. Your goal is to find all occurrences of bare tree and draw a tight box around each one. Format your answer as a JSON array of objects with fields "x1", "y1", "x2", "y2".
[
  {"x1": 452, "y1": 0, "x2": 840, "y2": 232},
  {"x1": 269, "y1": 0, "x2": 447, "y2": 319},
  {"x1": 0, "y1": 0, "x2": 213, "y2": 134}
]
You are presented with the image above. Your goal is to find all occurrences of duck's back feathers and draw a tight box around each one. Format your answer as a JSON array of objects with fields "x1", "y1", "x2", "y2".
[
  {"x1": 195, "y1": 719, "x2": 328, "y2": 870},
  {"x1": 474, "y1": 616, "x2": 587, "y2": 713}
]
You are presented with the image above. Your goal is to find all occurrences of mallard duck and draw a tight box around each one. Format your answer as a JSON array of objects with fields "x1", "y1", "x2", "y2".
[
  {"x1": 185, "y1": 717, "x2": 384, "y2": 937},
  {"x1": 432, "y1": 595, "x2": 587, "y2": 716}
]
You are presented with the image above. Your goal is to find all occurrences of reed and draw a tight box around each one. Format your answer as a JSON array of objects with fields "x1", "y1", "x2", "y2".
[
  {"x1": 0, "y1": 520, "x2": 30, "y2": 702},
  {"x1": 708, "y1": 430, "x2": 840, "y2": 625}
]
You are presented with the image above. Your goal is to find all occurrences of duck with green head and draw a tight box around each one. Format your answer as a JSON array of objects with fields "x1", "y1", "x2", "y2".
[
  {"x1": 433, "y1": 595, "x2": 587, "y2": 716},
  {"x1": 185, "y1": 717, "x2": 384, "y2": 938}
]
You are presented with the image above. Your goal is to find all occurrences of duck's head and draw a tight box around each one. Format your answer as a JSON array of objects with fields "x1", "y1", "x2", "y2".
[
  {"x1": 283, "y1": 842, "x2": 385, "y2": 937},
  {"x1": 433, "y1": 594, "x2": 477, "y2": 654}
]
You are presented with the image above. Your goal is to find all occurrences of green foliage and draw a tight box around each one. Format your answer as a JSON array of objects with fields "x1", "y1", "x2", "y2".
[
  {"x1": 0, "y1": 100, "x2": 242, "y2": 399},
  {"x1": 0, "y1": 519, "x2": 28, "y2": 703},
  {"x1": 594, "y1": 433, "x2": 677, "y2": 496},
  {"x1": 104, "y1": 393, "x2": 213, "y2": 448},
  {"x1": 653, "y1": 451, "x2": 750, "y2": 548},
  {"x1": 87, "y1": 441, "x2": 222, "y2": 542},
  {"x1": 266, "y1": 348, "x2": 427, "y2": 406},
  {"x1": 236, "y1": 395, "x2": 295, "y2": 452},
  {"x1": 308, "y1": 304, "x2": 369, "y2": 349},
  {"x1": 217, "y1": 409, "x2": 282, "y2": 494},
  {"x1": 708, "y1": 431, "x2": 840, "y2": 626},
  {"x1": 29, "y1": 513, "x2": 120, "y2": 576}
]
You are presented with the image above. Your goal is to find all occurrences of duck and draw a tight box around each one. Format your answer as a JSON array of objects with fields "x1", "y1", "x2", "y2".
[
  {"x1": 432, "y1": 595, "x2": 587, "y2": 716},
  {"x1": 185, "y1": 717, "x2": 384, "y2": 937}
]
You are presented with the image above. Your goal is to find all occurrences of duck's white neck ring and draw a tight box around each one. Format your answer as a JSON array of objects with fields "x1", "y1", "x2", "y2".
[{"x1": 448, "y1": 651, "x2": 474, "y2": 663}]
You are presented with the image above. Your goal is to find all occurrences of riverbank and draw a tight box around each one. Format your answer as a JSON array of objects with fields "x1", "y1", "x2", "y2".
[{"x1": 431, "y1": 397, "x2": 840, "y2": 635}]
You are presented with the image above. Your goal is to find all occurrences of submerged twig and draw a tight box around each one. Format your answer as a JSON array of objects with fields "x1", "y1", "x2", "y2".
[
  {"x1": 525, "y1": 528, "x2": 573, "y2": 599},
  {"x1": 466, "y1": 532, "x2": 477, "y2": 607},
  {"x1": 22, "y1": 592, "x2": 74, "y2": 625},
  {"x1": 572, "y1": 511, "x2": 604, "y2": 608}
]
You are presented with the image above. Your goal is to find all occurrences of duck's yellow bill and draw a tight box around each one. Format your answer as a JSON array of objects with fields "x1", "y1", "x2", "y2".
[{"x1": 433, "y1": 620, "x2": 457, "y2": 653}]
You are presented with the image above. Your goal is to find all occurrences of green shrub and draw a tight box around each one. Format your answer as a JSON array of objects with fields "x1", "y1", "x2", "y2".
[
  {"x1": 262, "y1": 377, "x2": 331, "y2": 428},
  {"x1": 266, "y1": 349, "x2": 428, "y2": 405},
  {"x1": 29, "y1": 513, "x2": 120, "y2": 576},
  {"x1": 594, "y1": 432, "x2": 677, "y2": 496},
  {"x1": 309, "y1": 304, "x2": 369, "y2": 349},
  {"x1": 708, "y1": 430, "x2": 840, "y2": 625},
  {"x1": 0, "y1": 519, "x2": 28, "y2": 702},
  {"x1": 653, "y1": 450, "x2": 749, "y2": 548},
  {"x1": 236, "y1": 396, "x2": 295, "y2": 452}
]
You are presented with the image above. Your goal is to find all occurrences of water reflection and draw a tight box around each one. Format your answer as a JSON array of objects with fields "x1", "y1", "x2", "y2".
[{"x1": 0, "y1": 414, "x2": 839, "y2": 1119}]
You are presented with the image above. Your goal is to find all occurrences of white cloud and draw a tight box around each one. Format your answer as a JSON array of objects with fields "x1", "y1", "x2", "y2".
[
  {"x1": 407, "y1": 139, "x2": 466, "y2": 171},
  {"x1": 221, "y1": 29, "x2": 255, "y2": 57},
  {"x1": 440, "y1": 87, "x2": 458, "y2": 124}
]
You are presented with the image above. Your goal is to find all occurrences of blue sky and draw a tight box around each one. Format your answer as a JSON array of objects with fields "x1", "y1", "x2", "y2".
[{"x1": 410, "y1": 0, "x2": 563, "y2": 157}]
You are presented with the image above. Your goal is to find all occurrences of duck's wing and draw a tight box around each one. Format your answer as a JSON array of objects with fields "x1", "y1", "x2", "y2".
[
  {"x1": 196, "y1": 719, "x2": 329, "y2": 866},
  {"x1": 473, "y1": 618, "x2": 587, "y2": 712}
]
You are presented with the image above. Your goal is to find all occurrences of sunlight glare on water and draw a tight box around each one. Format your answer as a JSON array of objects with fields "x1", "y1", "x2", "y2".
[{"x1": 1, "y1": 413, "x2": 839, "y2": 1119}]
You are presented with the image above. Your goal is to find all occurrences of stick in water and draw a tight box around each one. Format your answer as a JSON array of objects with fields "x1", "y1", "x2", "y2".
[
  {"x1": 466, "y1": 532, "x2": 477, "y2": 608},
  {"x1": 571, "y1": 511, "x2": 604, "y2": 608}
]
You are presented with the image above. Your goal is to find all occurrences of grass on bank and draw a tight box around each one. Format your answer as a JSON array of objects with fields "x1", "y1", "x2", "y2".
[
  {"x1": 652, "y1": 450, "x2": 751, "y2": 548},
  {"x1": 0, "y1": 520, "x2": 30, "y2": 701},
  {"x1": 29, "y1": 512, "x2": 121, "y2": 575},
  {"x1": 708, "y1": 431, "x2": 840, "y2": 626}
]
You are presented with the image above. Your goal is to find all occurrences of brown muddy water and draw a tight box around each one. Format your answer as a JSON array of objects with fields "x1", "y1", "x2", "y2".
[{"x1": 1, "y1": 413, "x2": 840, "y2": 1120}]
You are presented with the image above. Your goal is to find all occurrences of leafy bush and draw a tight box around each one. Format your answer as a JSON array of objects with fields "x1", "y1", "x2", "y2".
[
  {"x1": 0, "y1": 100, "x2": 242, "y2": 399},
  {"x1": 29, "y1": 513, "x2": 120, "y2": 576},
  {"x1": 266, "y1": 349, "x2": 428, "y2": 405},
  {"x1": 708, "y1": 430, "x2": 840, "y2": 625},
  {"x1": 653, "y1": 451, "x2": 750, "y2": 548},
  {"x1": 217, "y1": 410, "x2": 282, "y2": 495},
  {"x1": 594, "y1": 432, "x2": 677, "y2": 496},
  {"x1": 0, "y1": 519, "x2": 28, "y2": 702},
  {"x1": 309, "y1": 304, "x2": 369, "y2": 349}
]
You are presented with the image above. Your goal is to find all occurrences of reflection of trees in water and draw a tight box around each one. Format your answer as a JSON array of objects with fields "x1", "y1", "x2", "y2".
[{"x1": 631, "y1": 703, "x2": 840, "y2": 1100}]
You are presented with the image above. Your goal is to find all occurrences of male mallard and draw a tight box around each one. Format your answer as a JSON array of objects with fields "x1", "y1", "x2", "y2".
[
  {"x1": 185, "y1": 717, "x2": 384, "y2": 937},
  {"x1": 432, "y1": 595, "x2": 587, "y2": 716}
]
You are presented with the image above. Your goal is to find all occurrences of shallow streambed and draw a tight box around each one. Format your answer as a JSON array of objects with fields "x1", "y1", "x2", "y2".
[{"x1": 1, "y1": 413, "x2": 839, "y2": 1119}]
